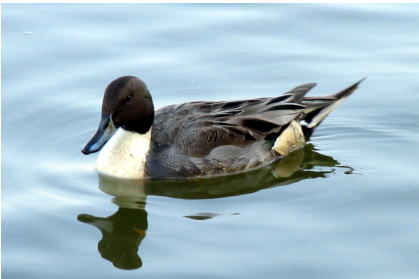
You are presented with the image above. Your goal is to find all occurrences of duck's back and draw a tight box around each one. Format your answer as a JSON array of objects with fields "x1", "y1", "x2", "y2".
[
  {"x1": 146, "y1": 84, "x2": 311, "y2": 178},
  {"x1": 145, "y1": 80, "x2": 362, "y2": 179}
]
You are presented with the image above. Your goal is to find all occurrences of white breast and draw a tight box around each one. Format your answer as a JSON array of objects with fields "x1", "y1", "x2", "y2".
[{"x1": 96, "y1": 128, "x2": 151, "y2": 179}]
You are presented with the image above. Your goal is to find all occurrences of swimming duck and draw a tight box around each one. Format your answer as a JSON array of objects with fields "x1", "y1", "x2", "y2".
[{"x1": 82, "y1": 76, "x2": 363, "y2": 179}]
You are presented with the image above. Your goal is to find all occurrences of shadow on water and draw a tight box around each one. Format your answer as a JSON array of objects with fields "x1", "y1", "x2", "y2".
[{"x1": 77, "y1": 144, "x2": 347, "y2": 270}]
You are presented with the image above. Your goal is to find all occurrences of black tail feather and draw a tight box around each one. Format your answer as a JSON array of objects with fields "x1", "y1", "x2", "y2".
[{"x1": 301, "y1": 78, "x2": 366, "y2": 140}]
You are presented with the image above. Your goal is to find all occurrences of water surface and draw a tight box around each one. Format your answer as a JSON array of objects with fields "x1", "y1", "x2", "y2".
[{"x1": 2, "y1": 4, "x2": 419, "y2": 278}]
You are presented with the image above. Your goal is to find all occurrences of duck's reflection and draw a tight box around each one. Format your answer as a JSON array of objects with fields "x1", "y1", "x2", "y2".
[
  {"x1": 78, "y1": 208, "x2": 147, "y2": 270},
  {"x1": 78, "y1": 144, "x2": 344, "y2": 270}
]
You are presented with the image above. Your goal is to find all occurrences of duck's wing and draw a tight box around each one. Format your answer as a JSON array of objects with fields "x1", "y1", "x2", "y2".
[
  {"x1": 152, "y1": 83, "x2": 318, "y2": 157},
  {"x1": 152, "y1": 79, "x2": 364, "y2": 157}
]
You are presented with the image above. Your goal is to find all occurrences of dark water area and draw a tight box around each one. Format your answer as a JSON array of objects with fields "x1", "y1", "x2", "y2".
[{"x1": 2, "y1": 4, "x2": 419, "y2": 278}]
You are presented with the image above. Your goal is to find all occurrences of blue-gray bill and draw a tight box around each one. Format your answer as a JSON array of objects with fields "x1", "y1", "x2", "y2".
[{"x1": 82, "y1": 115, "x2": 116, "y2": 154}]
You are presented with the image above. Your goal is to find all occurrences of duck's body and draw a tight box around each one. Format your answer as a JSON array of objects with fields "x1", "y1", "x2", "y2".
[{"x1": 82, "y1": 76, "x2": 364, "y2": 179}]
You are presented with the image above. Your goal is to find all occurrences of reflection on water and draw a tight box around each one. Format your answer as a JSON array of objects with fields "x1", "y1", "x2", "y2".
[
  {"x1": 78, "y1": 209, "x2": 147, "y2": 270},
  {"x1": 183, "y1": 212, "x2": 238, "y2": 220},
  {"x1": 78, "y1": 144, "x2": 343, "y2": 270}
]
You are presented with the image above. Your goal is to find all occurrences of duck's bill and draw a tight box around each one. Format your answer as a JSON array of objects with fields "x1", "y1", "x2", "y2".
[{"x1": 81, "y1": 115, "x2": 116, "y2": 155}]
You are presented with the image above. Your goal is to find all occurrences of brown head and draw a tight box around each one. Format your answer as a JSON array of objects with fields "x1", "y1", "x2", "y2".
[{"x1": 82, "y1": 76, "x2": 154, "y2": 155}]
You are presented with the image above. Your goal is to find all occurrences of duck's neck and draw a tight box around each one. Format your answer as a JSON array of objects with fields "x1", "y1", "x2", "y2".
[{"x1": 96, "y1": 128, "x2": 151, "y2": 179}]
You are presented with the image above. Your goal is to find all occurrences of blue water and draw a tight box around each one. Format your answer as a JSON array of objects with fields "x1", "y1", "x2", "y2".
[{"x1": 2, "y1": 4, "x2": 419, "y2": 278}]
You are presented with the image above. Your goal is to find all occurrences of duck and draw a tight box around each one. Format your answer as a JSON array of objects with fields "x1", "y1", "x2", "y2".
[{"x1": 82, "y1": 76, "x2": 364, "y2": 179}]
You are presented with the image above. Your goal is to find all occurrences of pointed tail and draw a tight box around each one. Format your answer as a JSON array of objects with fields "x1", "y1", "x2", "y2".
[{"x1": 301, "y1": 78, "x2": 366, "y2": 139}]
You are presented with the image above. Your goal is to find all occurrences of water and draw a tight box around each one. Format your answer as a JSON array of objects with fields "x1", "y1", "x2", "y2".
[{"x1": 2, "y1": 4, "x2": 419, "y2": 278}]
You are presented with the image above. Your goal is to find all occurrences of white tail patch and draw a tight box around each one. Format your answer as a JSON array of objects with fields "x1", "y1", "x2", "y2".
[
  {"x1": 273, "y1": 120, "x2": 305, "y2": 156},
  {"x1": 96, "y1": 128, "x2": 151, "y2": 179}
]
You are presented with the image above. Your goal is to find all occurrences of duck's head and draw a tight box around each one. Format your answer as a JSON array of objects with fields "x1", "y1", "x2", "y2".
[{"x1": 82, "y1": 76, "x2": 154, "y2": 155}]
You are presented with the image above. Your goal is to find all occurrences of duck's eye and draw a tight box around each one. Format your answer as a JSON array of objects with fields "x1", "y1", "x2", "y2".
[{"x1": 124, "y1": 95, "x2": 132, "y2": 103}]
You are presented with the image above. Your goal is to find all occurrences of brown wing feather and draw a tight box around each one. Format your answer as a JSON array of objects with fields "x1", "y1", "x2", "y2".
[{"x1": 152, "y1": 83, "x2": 318, "y2": 157}]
